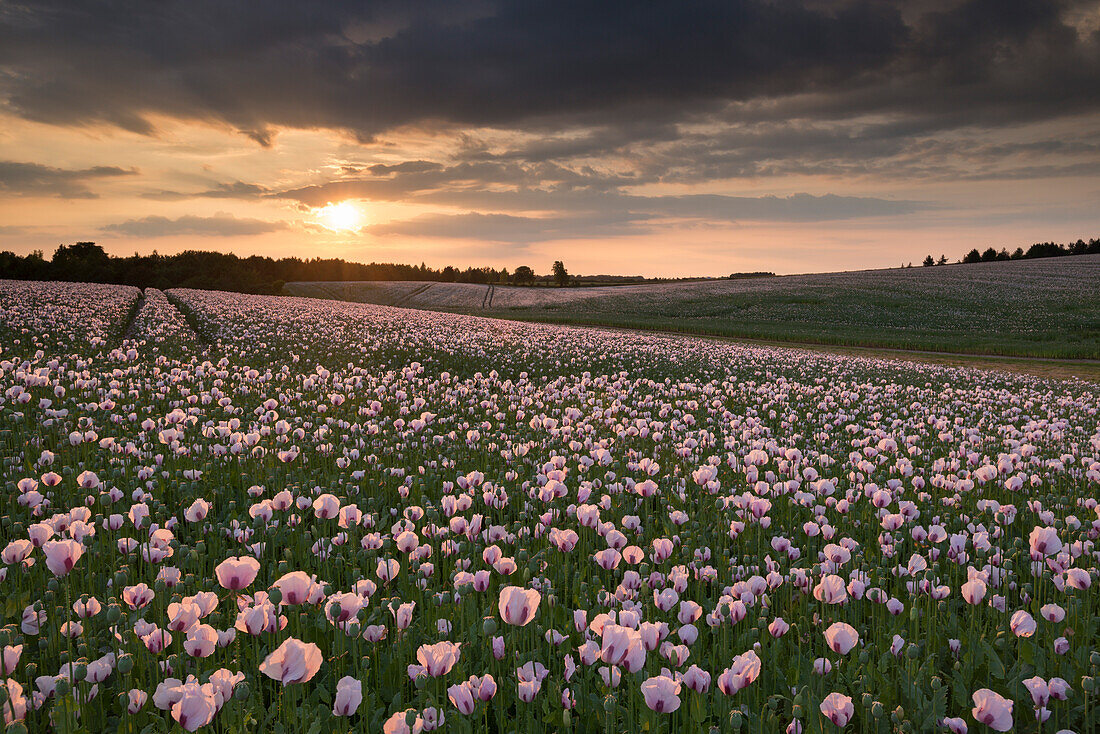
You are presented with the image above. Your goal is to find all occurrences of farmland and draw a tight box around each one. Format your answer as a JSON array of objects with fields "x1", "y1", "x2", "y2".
[
  {"x1": 287, "y1": 255, "x2": 1100, "y2": 359},
  {"x1": 2, "y1": 279, "x2": 1100, "y2": 733}
]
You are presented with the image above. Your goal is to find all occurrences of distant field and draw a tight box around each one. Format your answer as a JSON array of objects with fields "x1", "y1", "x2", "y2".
[{"x1": 288, "y1": 255, "x2": 1100, "y2": 358}]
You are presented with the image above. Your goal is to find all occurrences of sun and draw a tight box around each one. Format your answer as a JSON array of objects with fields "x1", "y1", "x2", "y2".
[{"x1": 316, "y1": 201, "x2": 363, "y2": 231}]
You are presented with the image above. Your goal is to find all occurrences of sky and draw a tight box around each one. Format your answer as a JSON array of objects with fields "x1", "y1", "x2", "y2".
[{"x1": 1, "y1": 0, "x2": 1099, "y2": 277}]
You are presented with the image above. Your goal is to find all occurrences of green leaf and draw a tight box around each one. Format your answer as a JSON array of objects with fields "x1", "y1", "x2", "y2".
[
  {"x1": 691, "y1": 694, "x2": 706, "y2": 723},
  {"x1": 951, "y1": 672, "x2": 968, "y2": 709},
  {"x1": 1020, "y1": 639, "x2": 1034, "y2": 666},
  {"x1": 982, "y1": 640, "x2": 1005, "y2": 679}
]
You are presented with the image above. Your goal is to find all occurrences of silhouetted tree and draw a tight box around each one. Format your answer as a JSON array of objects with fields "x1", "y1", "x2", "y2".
[
  {"x1": 513, "y1": 265, "x2": 535, "y2": 285},
  {"x1": 0, "y1": 249, "x2": 49, "y2": 279},
  {"x1": 52, "y1": 242, "x2": 111, "y2": 281},
  {"x1": 922, "y1": 255, "x2": 934, "y2": 267},
  {"x1": 963, "y1": 249, "x2": 982, "y2": 263},
  {"x1": 552, "y1": 260, "x2": 569, "y2": 287},
  {"x1": 937, "y1": 254, "x2": 948, "y2": 265},
  {"x1": 981, "y1": 247, "x2": 999, "y2": 262}
]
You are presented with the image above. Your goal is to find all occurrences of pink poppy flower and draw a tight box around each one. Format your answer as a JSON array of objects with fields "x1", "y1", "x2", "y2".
[
  {"x1": 416, "y1": 642, "x2": 461, "y2": 677},
  {"x1": 971, "y1": 689, "x2": 1013, "y2": 731},
  {"x1": 819, "y1": 692, "x2": 854, "y2": 726},
  {"x1": 640, "y1": 675, "x2": 681, "y2": 713},
  {"x1": 823, "y1": 622, "x2": 859, "y2": 655},
  {"x1": 333, "y1": 676, "x2": 363, "y2": 716},
  {"x1": 214, "y1": 556, "x2": 260, "y2": 591},
  {"x1": 498, "y1": 586, "x2": 541, "y2": 627},
  {"x1": 42, "y1": 539, "x2": 83, "y2": 577},
  {"x1": 259, "y1": 637, "x2": 323, "y2": 684}
]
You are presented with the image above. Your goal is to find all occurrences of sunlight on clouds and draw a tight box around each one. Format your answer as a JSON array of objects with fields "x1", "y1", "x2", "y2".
[{"x1": 315, "y1": 201, "x2": 365, "y2": 232}]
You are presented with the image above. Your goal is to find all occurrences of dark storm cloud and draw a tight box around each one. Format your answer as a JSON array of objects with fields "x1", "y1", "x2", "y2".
[
  {"x1": 101, "y1": 214, "x2": 286, "y2": 238},
  {"x1": 0, "y1": 0, "x2": 909, "y2": 135},
  {"x1": 415, "y1": 189, "x2": 932, "y2": 224},
  {"x1": 140, "y1": 181, "x2": 273, "y2": 201},
  {"x1": 0, "y1": 160, "x2": 136, "y2": 198},
  {"x1": 275, "y1": 159, "x2": 932, "y2": 227},
  {"x1": 4, "y1": 1, "x2": 1096, "y2": 143},
  {"x1": 368, "y1": 211, "x2": 648, "y2": 243},
  {"x1": 277, "y1": 160, "x2": 641, "y2": 208},
  {"x1": 363, "y1": 191, "x2": 930, "y2": 243}
]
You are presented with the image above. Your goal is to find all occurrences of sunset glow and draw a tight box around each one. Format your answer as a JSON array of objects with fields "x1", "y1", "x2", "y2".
[
  {"x1": 0, "y1": 3, "x2": 1097, "y2": 275},
  {"x1": 316, "y1": 201, "x2": 364, "y2": 232}
]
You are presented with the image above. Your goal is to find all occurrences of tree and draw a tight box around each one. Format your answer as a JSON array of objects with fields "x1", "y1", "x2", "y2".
[
  {"x1": 922, "y1": 255, "x2": 934, "y2": 267},
  {"x1": 513, "y1": 265, "x2": 535, "y2": 285},
  {"x1": 552, "y1": 260, "x2": 568, "y2": 287},
  {"x1": 937, "y1": 254, "x2": 948, "y2": 265},
  {"x1": 963, "y1": 249, "x2": 982, "y2": 263},
  {"x1": 981, "y1": 247, "x2": 998, "y2": 262},
  {"x1": 52, "y1": 242, "x2": 111, "y2": 281}
]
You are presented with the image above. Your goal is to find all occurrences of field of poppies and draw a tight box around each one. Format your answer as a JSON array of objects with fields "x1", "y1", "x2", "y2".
[
  {"x1": 288, "y1": 254, "x2": 1100, "y2": 358},
  {"x1": 2, "y1": 278, "x2": 1099, "y2": 733}
]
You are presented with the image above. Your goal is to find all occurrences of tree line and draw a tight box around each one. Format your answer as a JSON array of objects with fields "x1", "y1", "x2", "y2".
[
  {"x1": 2, "y1": 236, "x2": 1095, "y2": 293},
  {"x1": 0, "y1": 245, "x2": 595, "y2": 294},
  {"x1": 922, "y1": 237, "x2": 1100, "y2": 267}
]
